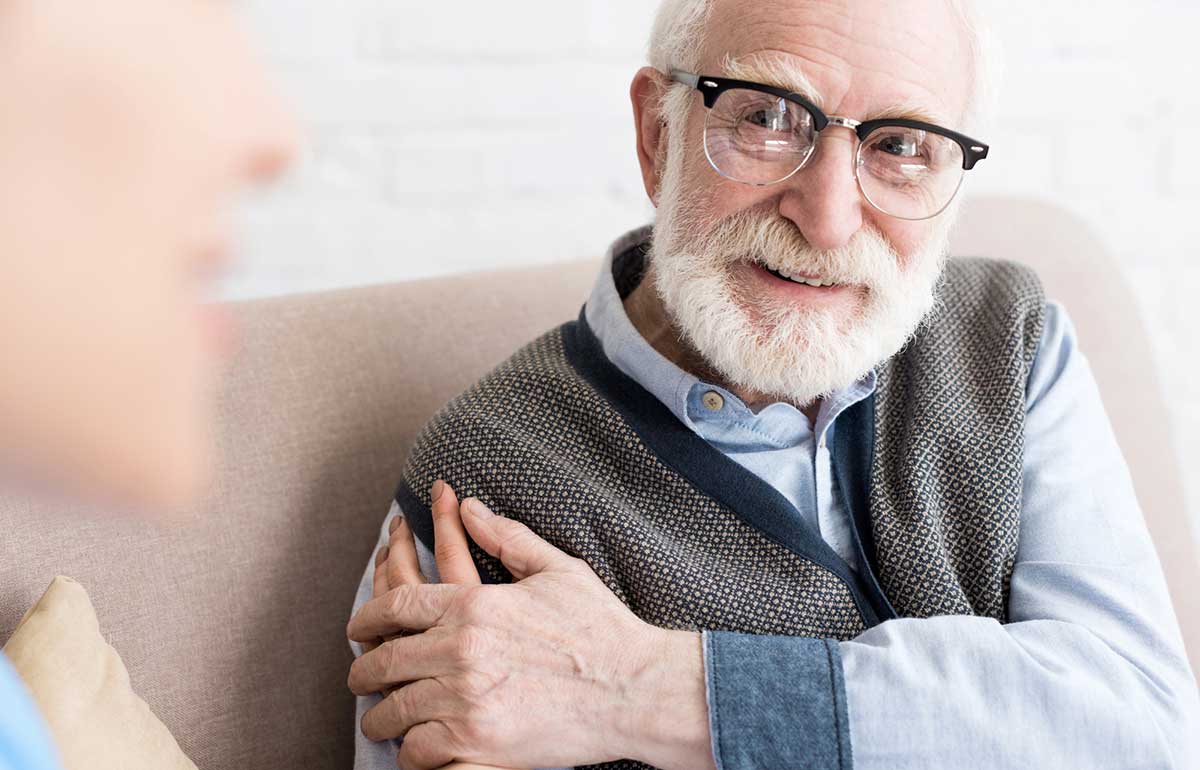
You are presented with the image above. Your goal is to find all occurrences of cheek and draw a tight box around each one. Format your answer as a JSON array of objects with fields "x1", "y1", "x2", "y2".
[
  {"x1": 685, "y1": 162, "x2": 776, "y2": 230},
  {"x1": 0, "y1": 238, "x2": 210, "y2": 507},
  {"x1": 0, "y1": 0, "x2": 231, "y2": 507},
  {"x1": 91, "y1": 266, "x2": 213, "y2": 505},
  {"x1": 869, "y1": 215, "x2": 935, "y2": 268}
]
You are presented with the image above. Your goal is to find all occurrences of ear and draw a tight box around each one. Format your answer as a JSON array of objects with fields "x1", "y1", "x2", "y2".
[{"x1": 631, "y1": 67, "x2": 670, "y2": 207}]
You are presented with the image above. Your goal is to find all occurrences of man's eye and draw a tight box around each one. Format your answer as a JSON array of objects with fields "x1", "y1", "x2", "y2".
[
  {"x1": 878, "y1": 135, "x2": 922, "y2": 157},
  {"x1": 745, "y1": 109, "x2": 785, "y2": 130}
]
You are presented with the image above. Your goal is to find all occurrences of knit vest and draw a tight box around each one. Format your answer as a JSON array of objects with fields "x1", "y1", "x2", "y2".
[{"x1": 396, "y1": 241, "x2": 1045, "y2": 769}]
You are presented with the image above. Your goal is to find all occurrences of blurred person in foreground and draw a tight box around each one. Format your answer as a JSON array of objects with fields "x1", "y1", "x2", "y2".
[
  {"x1": 0, "y1": 0, "x2": 296, "y2": 767},
  {"x1": 348, "y1": 0, "x2": 1200, "y2": 768}
]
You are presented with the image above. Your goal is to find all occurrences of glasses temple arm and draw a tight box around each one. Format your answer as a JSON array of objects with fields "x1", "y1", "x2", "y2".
[{"x1": 669, "y1": 70, "x2": 701, "y2": 89}]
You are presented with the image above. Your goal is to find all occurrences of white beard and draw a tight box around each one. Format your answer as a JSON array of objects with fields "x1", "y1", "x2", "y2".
[{"x1": 649, "y1": 126, "x2": 956, "y2": 407}]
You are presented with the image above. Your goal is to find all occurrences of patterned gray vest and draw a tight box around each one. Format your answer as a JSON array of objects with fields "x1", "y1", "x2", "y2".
[{"x1": 397, "y1": 242, "x2": 1045, "y2": 764}]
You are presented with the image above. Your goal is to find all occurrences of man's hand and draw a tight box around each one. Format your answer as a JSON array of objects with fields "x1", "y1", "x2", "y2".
[
  {"x1": 364, "y1": 481, "x2": 518, "y2": 770},
  {"x1": 348, "y1": 483, "x2": 715, "y2": 770}
]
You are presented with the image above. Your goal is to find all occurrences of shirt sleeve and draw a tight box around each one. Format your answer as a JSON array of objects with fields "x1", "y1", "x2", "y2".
[
  {"x1": 0, "y1": 654, "x2": 64, "y2": 770},
  {"x1": 704, "y1": 302, "x2": 1200, "y2": 770}
]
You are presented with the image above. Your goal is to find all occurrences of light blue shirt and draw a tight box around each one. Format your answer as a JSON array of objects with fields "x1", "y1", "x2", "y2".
[
  {"x1": 0, "y1": 653, "x2": 62, "y2": 770},
  {"x1": 585, "y1": 250, "x2": 1200, "y2": 768},
  {"x1": 353, "y1": 246, "x2": 1200, "y2": 769}
]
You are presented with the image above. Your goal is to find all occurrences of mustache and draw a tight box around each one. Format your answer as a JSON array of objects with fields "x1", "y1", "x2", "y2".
[{"x1": 679, "y1": 206, "x2": 901, "y2": 289}]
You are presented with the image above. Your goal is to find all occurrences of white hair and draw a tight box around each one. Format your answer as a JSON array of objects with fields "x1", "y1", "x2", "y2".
[
  {"x1": 647, "y1": 0, "x2": 1002, "y2": 134},
  {"x1": 648, "y1": 0, "x2": 714, "y2": 74},
  {"x1": 643, "y1": 0, "x2": 978, "y2": 404}
]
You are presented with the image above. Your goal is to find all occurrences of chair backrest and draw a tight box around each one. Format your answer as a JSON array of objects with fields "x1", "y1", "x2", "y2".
[
  {"x1": 0, "y1": 263, "x2": 599, "y2": 770},
  {"x1": 0, "y1": 196, "x2": 1194, "y2": 770},
  {"x1": 951, "y1": 196, "x2": 1199, "y2": 675}
]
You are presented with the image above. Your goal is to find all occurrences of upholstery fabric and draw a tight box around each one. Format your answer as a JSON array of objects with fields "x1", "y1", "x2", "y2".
[
  {"x1": 4, "y1": 577, "x2": 197, "y2": 770},
  {"x1": 0, "y1": 265, "x2": 595, "y2": 770},
  {"x1": 0, "y1": 198, "x2": 1194, "y2": 770}
]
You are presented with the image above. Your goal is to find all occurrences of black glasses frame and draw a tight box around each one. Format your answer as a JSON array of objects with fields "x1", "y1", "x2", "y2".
[{"x1": 669, "y1": 70, "x2": 990, "y2": 171}]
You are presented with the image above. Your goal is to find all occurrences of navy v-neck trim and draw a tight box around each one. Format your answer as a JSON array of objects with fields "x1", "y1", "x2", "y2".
[
  {"x1": 831, "y1": 394, "x2": 900, "y2": 621},
  {"x1": 563, "y1": 311, "x2": 887, "y2": 629}
]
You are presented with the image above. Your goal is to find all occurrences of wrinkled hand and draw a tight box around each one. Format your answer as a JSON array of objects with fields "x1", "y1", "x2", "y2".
[
  {"x1": 348, "y1": 482, "x2": 712, "y2": 770},
  {"x1": 363, "y1": 482, "x2": 520, "y2": 770}
]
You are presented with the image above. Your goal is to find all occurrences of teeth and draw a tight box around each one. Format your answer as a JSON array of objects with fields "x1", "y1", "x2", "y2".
[{"x1": 764, "y1": 261, "x2": 837, "y2": 288}]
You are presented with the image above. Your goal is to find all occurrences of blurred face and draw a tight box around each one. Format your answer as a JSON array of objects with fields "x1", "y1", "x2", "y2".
[
  {"x1": 0, "y1": 0, "x2": 296, "y2": 508},
  {"x1": 641, "y1": 0, "x2": 972, "y2": 405}
]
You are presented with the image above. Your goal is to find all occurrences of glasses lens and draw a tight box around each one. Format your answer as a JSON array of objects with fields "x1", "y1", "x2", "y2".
[
  {"x1": 703, "y1": 88, "x2": 817, "y2": 185},
  {"x1": 856, "y1": 126, "x2": 965, "y2": 220}
]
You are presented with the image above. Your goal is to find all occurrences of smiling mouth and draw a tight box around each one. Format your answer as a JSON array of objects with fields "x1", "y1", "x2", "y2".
[{"x1": 759, "y1": 263, "x2": 840, "y2": 288}]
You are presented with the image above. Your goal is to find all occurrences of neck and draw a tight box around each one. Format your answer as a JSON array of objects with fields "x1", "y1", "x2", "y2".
[{"x1": 623, "y1": 264, "x2": 822, "y2": 426}]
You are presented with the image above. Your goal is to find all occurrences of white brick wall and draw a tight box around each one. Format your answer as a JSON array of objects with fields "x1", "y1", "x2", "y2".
[{"x1": 230, "y1": 1, "x2": 1200, "y2": 537}]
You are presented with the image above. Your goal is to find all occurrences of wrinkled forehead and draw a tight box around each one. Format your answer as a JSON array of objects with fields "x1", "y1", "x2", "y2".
[{"x1": 700, "y1": 0, "x2": 973, "y2": 128}]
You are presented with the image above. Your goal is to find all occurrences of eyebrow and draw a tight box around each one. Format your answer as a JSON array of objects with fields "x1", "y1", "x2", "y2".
[
  {"x1": 721, "y1": 52, "x2": 825, "y2": 106},
  {"x1": 870, "y1": 101, "x2": 950, "y2": 126},
  {"x1": 718, "y1": 52, "x2": 951, "y2": 127}
]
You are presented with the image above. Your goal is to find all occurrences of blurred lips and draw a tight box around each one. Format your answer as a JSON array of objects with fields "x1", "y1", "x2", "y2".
[{"x1": 194, "y1": 240, "x2": 232, "y2": 284}]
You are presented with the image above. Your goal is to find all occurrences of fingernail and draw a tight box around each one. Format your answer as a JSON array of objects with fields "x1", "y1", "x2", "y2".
[
  {"x1": 431, "y1": 479, "x2": 445, "y2": 503},
  {"x1": 463, "y1": 498, "x2": 494, "y2": 520},
  {"x1": 389, "y1": 516, "x2": 401, "y2": 534},
  {"x1": 375, "y1": 546, "x2": 389, "y2": 566}
]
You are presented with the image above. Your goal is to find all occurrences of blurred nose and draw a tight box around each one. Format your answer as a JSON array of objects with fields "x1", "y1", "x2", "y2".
[
  {"x1": 777, "y1": 131, "x2": 864, "y2": 251},
  {"x1": 223, "y1": 21, "x2": 302, "y2": 187},
  {"x1": 243, "y1": 86, "x2": 301, "y2": 184}
]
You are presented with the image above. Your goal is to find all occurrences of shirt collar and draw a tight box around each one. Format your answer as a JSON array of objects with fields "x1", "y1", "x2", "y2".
[{"x1": 584, "y1": 227, "x2": 876, "y2": 449}]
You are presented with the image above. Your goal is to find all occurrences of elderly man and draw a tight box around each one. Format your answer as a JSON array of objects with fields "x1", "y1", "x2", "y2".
[{"x1": 347, "y1": 1, "x2": 1200, "y2": 768}]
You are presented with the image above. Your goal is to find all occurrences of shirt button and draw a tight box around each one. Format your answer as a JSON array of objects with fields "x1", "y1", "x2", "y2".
[
  {"x1": 702, "y1": 391, "x2": 725, "y2": 412},
  {"x1": 818, "y1": 434, "x2": 828, "y2": 449}
]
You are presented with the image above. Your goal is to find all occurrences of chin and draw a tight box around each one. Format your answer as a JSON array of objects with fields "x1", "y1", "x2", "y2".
[
  {"x1": 118, "y1": 436, "x2": 212, "y2": 515},
  {"x1": 21, "y1": 430, "x2": 212, "y2": 519},
  {"x1": 87, "y1": 379, "x2": 219, "y2": 515}
]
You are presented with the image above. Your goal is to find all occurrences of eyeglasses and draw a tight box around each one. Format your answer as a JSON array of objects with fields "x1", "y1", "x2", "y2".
[{"x1": 669, "y1": 70, "x2": 990, "y2": 221}]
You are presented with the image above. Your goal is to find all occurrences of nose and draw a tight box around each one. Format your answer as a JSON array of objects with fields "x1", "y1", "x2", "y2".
[
  {"x1": 223, "y1": 23, "x2": 302, "y2": 186},
  {"x1": 243, "y1": 86, "x2": 302, "y2": 184},
  {"x1": 777, "y1": 130, "x2": 864, "y2": 251}
]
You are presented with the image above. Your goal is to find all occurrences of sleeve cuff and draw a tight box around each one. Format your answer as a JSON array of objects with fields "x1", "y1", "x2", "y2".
[{"x1": 704, "y1": 631, "x2": 853, "y2": 770}]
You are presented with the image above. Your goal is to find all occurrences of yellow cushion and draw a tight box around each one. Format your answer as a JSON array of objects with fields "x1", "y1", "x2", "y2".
[{"x1": 2, "y1": 576, "x2": 197, "y2": 770}]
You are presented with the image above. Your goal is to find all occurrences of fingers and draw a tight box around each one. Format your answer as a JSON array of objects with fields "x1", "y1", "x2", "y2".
[
  {"x1": 397, "y1": 720, "x2": 459, "y2": 770},
  {"x1": 374, "y1": 544, "x2": 392, "y2": 598},
  {"x1": 348, "y1": 631, "x2": 459, "y2": 695},
  {"x1": 347, "y1": 584, "x2": 461, "y2": 642},
  {"x1": 431, "y1": 481, "x2": 483, "y2": 585},
  {"x1": 459, "y1": 498, "x2": 575, "y2": 580},
  {"x1": 362, "y1": 545, "x2": 393, "y2": 654},
  {"x1": 387, "y1": 515, "x2": 425, "y2": 588},
  {"x1": 360, "y1": 678, "x2": 450, "y2": 742}
]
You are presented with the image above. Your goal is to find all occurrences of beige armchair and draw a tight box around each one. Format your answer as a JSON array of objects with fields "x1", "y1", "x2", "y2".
[{"x1": 1, "y1": 196, "x2": 1195, "y2": 770}]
